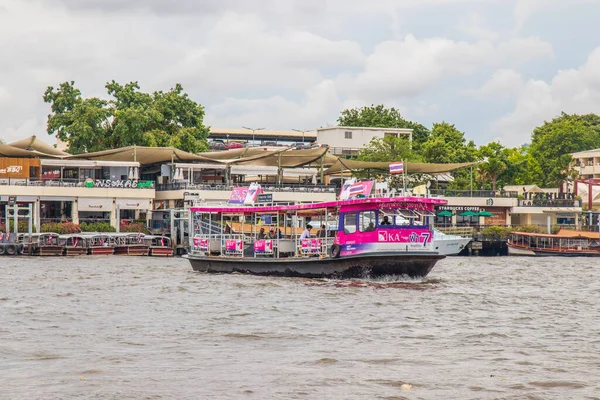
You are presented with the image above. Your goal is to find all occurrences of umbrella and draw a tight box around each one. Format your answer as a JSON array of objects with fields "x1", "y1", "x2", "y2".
[
  {"x1": 459, "y1": 211, "x2": 479, "y2": 217},
  {"x1": 128, "y1": 167, "x2": 134, "y2": 180},
  {"x1": 436, "y1": 210, "x2": 453, "y2": 217},
  {"x1": 478, "y1": 211, "x2": 494, "y2": 217}
]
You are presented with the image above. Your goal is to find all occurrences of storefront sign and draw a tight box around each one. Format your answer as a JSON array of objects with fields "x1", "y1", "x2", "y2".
[
  {"x1": 0, "y1": 158, "x2": 39, "y2": 179},
  {"x1": 115, "y1": 198, "x2": 149, "y2": 210},
  {"x1": 438, "y1": 206, "x2": 481, "y2": 212},
  {"x1": 78, "y1": 197, "x2": 113, "y2": 212},
  {"x1": 184, "y1": 192, "x2": 200, "y2": 201},
  {"x1": 85, "y1": 179, "x2": 155, "y2": 189}
]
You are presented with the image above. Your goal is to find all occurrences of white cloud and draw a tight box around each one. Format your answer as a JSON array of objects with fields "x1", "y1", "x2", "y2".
[
  {"x1": 457, "y1": 12, "x2": 500, "y2": 41},
  {"x1": 464, "y1": 69, "x2": 524, "y2": 99},
  {"x1": 492, "y1": 47, "x2": 600, "y2": 146},
  {"x1": 342, "y1": 34, "x2": 552, "y2": 102}
]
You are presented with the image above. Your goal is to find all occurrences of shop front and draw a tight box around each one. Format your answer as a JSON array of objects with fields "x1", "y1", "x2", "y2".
[
  {"x1": 77, "y1": 197, "x2": 114, "y2": 225},
  {"x1": 39, "y1": 196, "x2": 75, "y2": 224},
  {"x1": 115, "y1": 198, "x2": 152, "y2": 224}
]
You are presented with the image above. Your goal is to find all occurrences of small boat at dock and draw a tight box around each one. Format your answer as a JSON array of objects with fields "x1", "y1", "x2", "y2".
[
  {"x1": 148, "y1": 236, "x2": 174, "y2": 257},
  {"x1": 60, "y1": 234, "x2": 89, "y2": 256},
  {"x1": 20, "y1": 233, "x2": 64, "y2": 256},
  {"x1": 185, "y1": 196, "x2": 447, "y2": 279},
  {"x1": 113, "y1": 233, "x2": 150, "y2": 256}
]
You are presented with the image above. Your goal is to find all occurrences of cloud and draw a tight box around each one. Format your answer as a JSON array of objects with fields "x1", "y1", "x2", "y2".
[
  {"x1": 342, "y1": 34, "x2": 552, "y2": 101},
  {"x1": 492, "y1": 47, "x2": 600, "y2": 146},
  {"x1": 464, "y1": 69, "x2": 524, "y2": 99}
]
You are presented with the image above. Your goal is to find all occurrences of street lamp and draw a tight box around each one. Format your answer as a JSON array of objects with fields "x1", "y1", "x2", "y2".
[
  {"x1": 292, "y1": 128, "x2": 312, "y2": 145},
  {"x1": 242, "y1": 126, "x2": 265, "y2": 145}
]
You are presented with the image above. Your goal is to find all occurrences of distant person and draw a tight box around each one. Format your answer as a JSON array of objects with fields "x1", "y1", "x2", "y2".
[
  {"x1": 257, "y1": 227, "x2": 266, "y2": 239},
  {"x1": 277, "y1": 229, "x2": 283, "y2": 239},
  {"x1": 300, "y1": 225, "x2": 312, "y2": 239},
  {"x1": 366, "y1": 222, "x2": 375, "y2": 232},
  {"x1": 381, "y1": 216, "x2": 392, "y2": 225},
  {"x1": 317, "y1": 224, "x2": 326, "y2": 238},
  {"x1": 268, "y1": 228, "x2": 277, "y2": 239}
]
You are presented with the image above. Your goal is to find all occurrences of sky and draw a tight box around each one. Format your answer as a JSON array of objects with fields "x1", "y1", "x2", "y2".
[{"x1": 1, "y1": 0, "x2": 600, "y2": 147}]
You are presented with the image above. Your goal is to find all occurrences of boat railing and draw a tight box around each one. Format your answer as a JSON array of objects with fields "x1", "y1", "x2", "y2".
[
  {"x1": 435, "y1": 226, "x2": 474, "y2": 237},
  {"x1": 192, "y1": 234, "x2": 246, "y2": 257}
]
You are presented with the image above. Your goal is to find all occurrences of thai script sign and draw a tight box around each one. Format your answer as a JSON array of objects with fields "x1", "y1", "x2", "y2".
[
  {"x1": 225, "y1": 239, "x2": 243, "y2": 253},
  {"x1": 228, "y1": 183, "x2": 263, "y2": 205},
  {"x1": 254, "y1": 239, "x2": 273, "y2": 253},
  {"x1": 301, "y1": 239, "x2": 322, "y2": 254},
  {"x1": 193, "y1": 237, "x2": 210, "y2": 252},
  {"x1": 85, "y1": 179, "x2": 155, "y2": 189}
]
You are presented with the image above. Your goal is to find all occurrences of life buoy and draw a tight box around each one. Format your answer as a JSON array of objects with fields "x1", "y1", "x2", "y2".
[
  {"x1": 0, "y1": 244, "x2": 5, "y2": 255},
  {"x1": 5, "y1": 244, "x2": 16, "y2": 255},
  {"x1": 330, "y1": 244, "x2": 341, "y2": 258}
]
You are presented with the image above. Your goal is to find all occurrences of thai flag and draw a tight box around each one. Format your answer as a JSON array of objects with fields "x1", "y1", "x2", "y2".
[
  {"x1": 349, "y1": 183, "x2": 364, "y2": 196},
  {"x1": 137, "y1": 232, "x2": 142, "y2": 243},
  {"x1": 389, "y1": 162, "x2": 404, "y2": 175}
]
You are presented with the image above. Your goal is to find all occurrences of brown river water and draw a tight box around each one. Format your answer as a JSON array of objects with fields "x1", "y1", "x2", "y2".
[{"x1": 1, "y1": 256, "x2": 599, "y2": 400}]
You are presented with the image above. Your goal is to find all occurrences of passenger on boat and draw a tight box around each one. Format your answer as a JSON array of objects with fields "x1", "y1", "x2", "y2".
[
  {"x1": 268, "y1": 228, "x2": 277, "y2": 239},
  {"x1": 365, "y1": 222, "x2": 376, "y2": 232},
  {"x1": 317, "y1": 224, "x2": 326, "y2": 238},
  {"x1": 300, "y1": 225, "x2": 312, "y2": 239},
  {"x1": 277, "y1": 228, "x2": 283, "y2": 239},
  {"x1": 258, "y1": 228, "x2": 266, "y2": 239},
  {"x1": 381, "y1": 216, "x2": 392, "y2": 225}
]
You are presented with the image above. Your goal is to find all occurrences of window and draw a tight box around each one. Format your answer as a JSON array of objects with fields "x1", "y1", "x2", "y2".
[
  {"x1": 344, "y1": 131, "x2": 352, "y2": 139},
  {"x1": 343, "y1": 212, "x2": 357, "y2": 234},
  {"x1": 359, "y1": 211, "x2": 376, "y2": 232}
]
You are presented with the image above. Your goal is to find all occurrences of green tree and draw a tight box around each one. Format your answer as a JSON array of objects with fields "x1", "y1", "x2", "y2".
[
  {"x1": 336, "y1": 104, "x2": 430, "y2": 150},
  {"x1": 477, "y1": 142, "x2": 508, "y2": 191},
  {"x1": 356, "y1": 135, "x2": 421, "y2": 163},
  {"x1": 529, "y1": 112, "x2": 600, "y2": 186},
  {"x1": 44, "y1": 81, "x2": 209, "y2": 154}
]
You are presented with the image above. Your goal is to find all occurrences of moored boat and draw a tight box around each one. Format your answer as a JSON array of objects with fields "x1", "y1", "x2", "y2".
[
  {"x1": 84, "y1": 233, "x2": 115, "y2": 255},
  {"x1": 60, "y1": 234, "x2": 89, "y2": 256},
  {"x1": 148, "y1": 235, "x2": 174, "y2": 257},
  {"x1": 113, "y1": 233, "x2": 149, "y2": 256},
  {"x1": 433, "y1": 228, "x2": 472, "y2": 255},
  {"x1": 508, "y1": 230, "x2": 600, "y2": 256},
  {"x1": 21, "y1": 233, "x2": 64, "y2": 256},
  {"x1": 184, "y1": 196, "x2": 447, "y2": 278}
]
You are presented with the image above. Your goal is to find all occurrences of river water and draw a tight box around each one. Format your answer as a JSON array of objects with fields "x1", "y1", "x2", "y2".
[{"x1": 1, "y1": 256, "x2": 599, "y2": 400}]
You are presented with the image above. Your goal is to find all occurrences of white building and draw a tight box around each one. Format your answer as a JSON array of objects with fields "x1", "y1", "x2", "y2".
[{"x1": 316, "y1": 126, "x2": 413, "y2": 155}]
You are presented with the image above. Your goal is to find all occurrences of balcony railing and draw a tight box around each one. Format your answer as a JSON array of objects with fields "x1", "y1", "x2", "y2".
[
  {"x1": 156, "y1": 182, "x2": 339, "y2": 193},
  {"x1": 429, "y1": 189, "x2": 518, "y2": 198},
  {"x1": 0, "y1": 178, "x2": 154, "y2": 189}
]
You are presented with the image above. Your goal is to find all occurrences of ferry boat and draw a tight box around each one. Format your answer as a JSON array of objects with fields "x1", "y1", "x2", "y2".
[
  {"x1": 84, "y1": 233, "x2": 115, "y2": 255},
  {"x1": 508, "y1": 231, "x2": 600, "y2": 257},
  {"x1": 148, "y1": 235, "x2": 174, "y2": 257},
  {"x1": 433, "y1": 229, "x2": 472, "y2": 256},
  {"x1": 59, "y1": 234, "x2": 89, "y2": 256},
  {"x1": 184, "y1": 196, "x2": 447, "y2": 278},
  {"x1": 20, "y1": 233, "x2": 64, "y2": 256},
  {"x1": 0, "y1": 232, "x2": 23, "y2": 256},
  {"x1": 113, "y1": 233, "x2": 150, "y2": 256}
]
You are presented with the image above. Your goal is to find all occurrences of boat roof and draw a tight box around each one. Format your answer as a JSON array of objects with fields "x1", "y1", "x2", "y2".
[
  {"x1": 190, "y1": 196, "x2": 446, "y2": 214},
  {"x1": 512, "y1": 231, "x2": 600, "y2": 239}
]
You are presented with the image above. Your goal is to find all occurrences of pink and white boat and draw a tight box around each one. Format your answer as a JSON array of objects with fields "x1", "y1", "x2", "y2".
[{"x1": 184, "y1": 196, "x2": 447, "y2": 279}]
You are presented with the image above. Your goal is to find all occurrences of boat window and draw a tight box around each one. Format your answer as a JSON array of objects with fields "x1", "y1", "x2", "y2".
[
  {"x1": 359, "y1": 211, "x2": 376, "y2": 232},
  {"x1": 343, "y1": 213, "x2": 357, "y2": 234}
]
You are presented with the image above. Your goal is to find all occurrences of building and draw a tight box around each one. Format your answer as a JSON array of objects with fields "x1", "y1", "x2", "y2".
[
  {"x1": 316, "y1": 126, "x2": 413, "y2": 156},
  {"x1": 208, "y1": 128, "x2": 317, "y2": 145},
  {"x1": 571, "y1": 148, "x2": 600, "y2": 179}
]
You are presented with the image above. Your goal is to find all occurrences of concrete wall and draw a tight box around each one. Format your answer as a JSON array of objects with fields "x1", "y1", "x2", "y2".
[{"x1": 316, "y1": 127, "x2": 413, "y2": 149}]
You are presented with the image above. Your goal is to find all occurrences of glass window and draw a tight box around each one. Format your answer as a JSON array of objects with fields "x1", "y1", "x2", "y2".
[
  {"x1": 344, "y1": 131, "x2": 352, "y2": 139},
  {"x1": 343, "y1": 213, "x2": 357, "y2": 234},
  {"x1": 359, "y1": 211, "x2": 376, "y2": 232}
]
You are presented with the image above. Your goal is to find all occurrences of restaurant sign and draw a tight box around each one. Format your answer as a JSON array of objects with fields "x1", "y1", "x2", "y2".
[{"x1": 85, "y1": 179, "x2": 155, "y2": 189}]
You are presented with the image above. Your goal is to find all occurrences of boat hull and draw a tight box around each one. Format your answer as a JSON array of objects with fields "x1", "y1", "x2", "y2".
[
  {"x1": 433, "y1": 237, "x2": 472, "y2": 256},
  {"x1": 149, "y1": 247, "x2": 174, "y2": 257},
  {"x1": 88, "y1": 246, "x2": 115, "y2": 255},
  {"x1": 114, "y1": 246, "x2": 149, "y2": 256},
  {"x1": 185, "y1": 252, "x2": 444, "y2": 279},
  {"x1": 508, "y1": 244, "x2": 600, "y2": 257}
]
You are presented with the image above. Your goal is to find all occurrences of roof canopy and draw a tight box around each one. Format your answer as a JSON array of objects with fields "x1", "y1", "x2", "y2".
[
  {"x1": 323, "y1": 159, "x2": 480, "y2": 175},
  {"x1": 9, "y1": 136, "x2": 69, "y2": 157},
  {"x1": 0, "y1": 142, "x2": 63, "y2": 158},
  {"x1": 67, "y1": 146, "x2": 219, "y2": 165}
]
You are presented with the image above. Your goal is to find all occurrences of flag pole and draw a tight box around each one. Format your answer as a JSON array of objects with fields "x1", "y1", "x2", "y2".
[{"x1": 402, "y1": 159, "x2": 406, "y2": 195}]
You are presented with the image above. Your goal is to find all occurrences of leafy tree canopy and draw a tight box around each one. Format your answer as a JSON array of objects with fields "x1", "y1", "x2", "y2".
[
  {"x1": 356, "y1": 135, "x2": 422, "y2": 163},
  {"x1": 421, "y1": 122, "x2": 478, "y2": 164},
  {"x1": 336, "y1": 104, "x2": 430, "y2": 150},
  {"x1": 43, "y1": 81, "x2": 209, "y2": 154},
  {"x1": 529, "y1": 112, "x2": 600, "y2": 186}
]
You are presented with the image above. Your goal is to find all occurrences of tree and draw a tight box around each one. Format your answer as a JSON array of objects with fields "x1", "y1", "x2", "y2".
[
  {"x1": 421, "y1": 122, "x2": 478, "y2": 164},
  {"x1": 477, "y1": 142, "x2": 508, "y2": 191},
  {"x1": 529, "y1": 112, "x2": 600, "y2": 186},
  {"x1": 336, "y1": 104, "x2": 430, "y2": 150},
  {"x1": 43, "y1": 81, "x2": 209, "y2": 154},
  {"x1": 356, "y1": 135, "x2": 421, "y2": 163}
]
